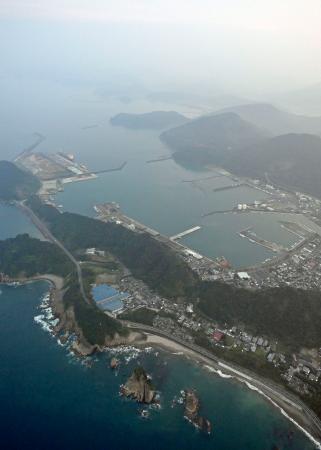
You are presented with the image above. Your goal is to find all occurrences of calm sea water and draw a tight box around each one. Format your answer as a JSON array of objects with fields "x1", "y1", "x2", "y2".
[
  {"x1": 0, "y1": 282, "x2": 316, "y2": 450},
  {"x1": 0, "y1": 204, "x2": 42, "y2": 240}
]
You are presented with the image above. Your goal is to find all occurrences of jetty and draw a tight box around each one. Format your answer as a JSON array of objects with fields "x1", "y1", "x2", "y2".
[
  {"x1": 146, "y1": 156, "x2": 172, "y2": 164},
  {"x1": 14, "y1": 133, "x2": 46, "y2": 162},
  {"x1": 170, "y1": 226, "x2": 202, "y2": 241},
  {"x1": 93, "y1": 161, "x2": 127, "y2": 174}
]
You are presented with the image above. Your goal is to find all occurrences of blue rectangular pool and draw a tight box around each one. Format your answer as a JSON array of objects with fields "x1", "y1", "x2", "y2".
[{"x1": 92, "y1": 284, "x2": 118, "y2": 302}]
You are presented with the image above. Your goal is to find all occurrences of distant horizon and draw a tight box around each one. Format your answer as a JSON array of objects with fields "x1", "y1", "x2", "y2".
[{"x1": 1, "y1": 1, "x2": 321, "y2": 101}]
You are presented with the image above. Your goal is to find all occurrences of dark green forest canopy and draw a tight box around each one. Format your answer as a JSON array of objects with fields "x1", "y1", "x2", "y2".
[
  {"x1": 28, "y1": 196, "x2": 197, "y2": 299},
  {"x1": 0, "y1": 233, "x2": 125, "y2": 344},
  {"x1": 0, "y1": 234, "x2": 72, "y2": 277},
  {"x1": 0, "y1": 161, "x2": 40, "y2": 200}
]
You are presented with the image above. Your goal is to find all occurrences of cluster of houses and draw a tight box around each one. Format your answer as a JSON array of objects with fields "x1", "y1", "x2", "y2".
[{"x1": 257, "y1": 236, "x2": 321, "y2": 290}]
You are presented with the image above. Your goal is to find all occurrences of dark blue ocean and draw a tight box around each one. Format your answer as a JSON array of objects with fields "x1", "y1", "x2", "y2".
[{"x1": 0, "y1": 282, "x2": 316, "y2": 450}]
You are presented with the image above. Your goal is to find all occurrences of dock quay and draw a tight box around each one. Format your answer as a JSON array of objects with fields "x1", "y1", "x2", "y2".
[
  {"x1": 94, "y1": 203, "x2": 216, "y2": 267},
  {"x1": 181, "y1": 174, "x2": 224, "y2": 183},
  {"x1": 202, "y1": 207, "x2": 304, "y2": 218},
  {"x1": 170, "y1": 226, "x2": 202, "y2": 241},
  {"x1": 239, "y1": 227, "x2": 286, "y2": 253},
  {"x1": 94, "y1": 203, "x2": 161, "y2": 237}
]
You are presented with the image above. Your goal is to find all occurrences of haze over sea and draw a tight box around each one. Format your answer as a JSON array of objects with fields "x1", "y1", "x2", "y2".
[{"x1": 0, "y1": 79, "x2": 319, "y2": 449}]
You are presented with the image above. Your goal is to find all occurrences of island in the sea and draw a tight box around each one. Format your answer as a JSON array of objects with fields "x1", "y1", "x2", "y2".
[
  {"x1": 121, "y1": 367, "x2": 156, "y2": 404},
  {"x1": 184, "y1": 389, "x2": 211, "y2": 433},
  {"x1": 110, "y1": 111, "x2": 189, "y2": 130}
]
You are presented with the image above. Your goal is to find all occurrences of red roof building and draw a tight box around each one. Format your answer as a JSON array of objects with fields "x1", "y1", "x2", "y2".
[{"x1": 213, "y1": 331, "x2": 225, "y2": 342}]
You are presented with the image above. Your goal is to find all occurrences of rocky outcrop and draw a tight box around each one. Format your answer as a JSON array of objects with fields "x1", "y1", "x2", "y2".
[
  {"x1": 185, "y1": 389, "x2": 200, "y2": 421},
  {"x1": 110, "y1": 357, "x2": 120, "y2": 369},
  {"x1": 121, "y1": 367, "x2": 156, "y2": 404},
  {"x1": 184, "y1": 390, "x2": 211, "y2": 433}
]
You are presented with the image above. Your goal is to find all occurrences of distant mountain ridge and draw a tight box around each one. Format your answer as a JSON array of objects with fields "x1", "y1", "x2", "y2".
[
  {"x1": 214, "y1": 103, "x2": 321, "y2": 136},
  {"x1": 160, "y1": 112, "x2": 268, "y2": 167},
  {"x1": 160, "y1": 107, "x2": 321, "y2": 198},
  {"x1": 276, "y1": 82, "x2": 321, "y2": 116},
  {"x1": 227, "y1": 133, "x2": 321, "y2": 198},
  {"x1": 110, "y1": 111, "x2": 189, "y2": 130}
]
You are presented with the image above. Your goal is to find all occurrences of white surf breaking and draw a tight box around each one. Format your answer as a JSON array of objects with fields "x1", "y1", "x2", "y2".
[{"x1": 204, "y1": 363, "x2": 321, "y2": 449}]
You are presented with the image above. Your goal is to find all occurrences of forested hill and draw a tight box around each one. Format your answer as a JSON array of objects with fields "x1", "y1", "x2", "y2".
[
  {"x1": 160, "y1": 112, "x2": 268, "y2": 168},
  {"x1": 161, "y1": 111, "x2": 321, "y2": 198},
  {"x1": 0, "y1": 161, "x2": 40, "y2": 200},
  {"x1": 227, "y1": 133, "x2": 321, "y2": 198},
  {"x1": 27, "y1": 197, "x2": 198, "y2": 299},
  {"x1": 110, "y1": 111, "x2": 189, "y2": 130},
  {"x1": 0, "y1": 233, "x2": 125, "y2": 345},
  {"x1": 0, "y1": 234, "x2": 72, "y2": 277}
]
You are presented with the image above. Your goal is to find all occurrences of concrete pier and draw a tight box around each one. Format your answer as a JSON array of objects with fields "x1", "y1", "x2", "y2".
[{"x1": 170, "y1": 226, "x2": 202, "y2": 241}]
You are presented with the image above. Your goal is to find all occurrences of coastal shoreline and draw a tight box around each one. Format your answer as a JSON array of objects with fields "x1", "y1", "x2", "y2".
[
  {"x1": 3, "y1": 276, "x2": 321, "y2": 447},
  {"x1": 143, "y1": 333, "x2": 321, "y2": 449}
]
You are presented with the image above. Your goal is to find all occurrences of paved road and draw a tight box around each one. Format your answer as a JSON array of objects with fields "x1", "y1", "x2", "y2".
[
  {"x1": 124, "y1": 320, "x2": 321, "y2": 441},
  {"x1": 16, "y1": 201, "x2": 90, "y2": 304}
]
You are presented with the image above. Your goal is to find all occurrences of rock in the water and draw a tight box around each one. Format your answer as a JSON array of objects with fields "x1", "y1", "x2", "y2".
[
  {"x1": 184, "y1": 389, "x2": 211, "y2": 433},
  {"x1": 110, "y1": 357, "x2": 120, "y2": 369},
  {"x1": 121, "y1": 367, "x2": 156, "y2": 404},
  {"x1": 184, "y1": 389, "x2": 200, "y2": 421}
]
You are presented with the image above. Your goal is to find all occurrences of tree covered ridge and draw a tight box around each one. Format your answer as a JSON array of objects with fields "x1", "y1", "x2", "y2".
[
  {"x1": 0, "y1": 233, "x2": 125, "y2": 345},
  {"x1": 28, "y1": 196, "x2": 198, "y2": 299},
  {"x1": 0, "y1": 234, "x2": 73, "y2": 277}
]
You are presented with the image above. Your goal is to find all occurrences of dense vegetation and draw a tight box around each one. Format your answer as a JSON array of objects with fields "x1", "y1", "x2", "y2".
[
  {"x1": 120, "y1": 307, "x2": 157, "y2": 326},
  {"x1": 0, "y1": 161, "x2": 40, "y2": 200},
  {"x1": 228, "y1": 133, "x2": 321, "y2": 198},
  {"x1": 0, "y1": 234, "x2": 73, "y2": 277},
  {"x1": 28, "y1": 197, "x2": 197, "y2": 299},
  {"x1": 63, "y1": 274, "x2": 127, "y2": 345},
  {"x1": 27, "y1": 197, "x2": 321, "y2": 350},
  {"x1": 198, "y1": 281, "x2": 321, "y2": 350},
  {"x1": 0, "y1": 233, "x2": 125, "y2": 345},
  {"x1": 160, "y1": 112, "x2": 267, "y2": 168},
  {"x1": 110, "y1": 111, "x2": 188, "y2": 130},
  {"x1": 161, "y1": 111, "x2": 321, "y2": 198}
]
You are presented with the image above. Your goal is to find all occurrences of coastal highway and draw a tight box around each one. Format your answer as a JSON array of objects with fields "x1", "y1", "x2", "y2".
[
  {"x1": 124, "y1": 321, "x2": 321, "y2": 442},
  {"x1": 16, "y1": 201, "x2": 90, "y2": 305}
]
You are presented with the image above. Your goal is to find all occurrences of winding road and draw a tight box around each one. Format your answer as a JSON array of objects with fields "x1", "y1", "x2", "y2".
[{"x1": 16, "y1": 201, "x2": 90, "y2": 305}]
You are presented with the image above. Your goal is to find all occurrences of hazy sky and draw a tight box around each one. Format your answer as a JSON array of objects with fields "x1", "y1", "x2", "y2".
[{"x1": 1, "y1": 0, "x2": 321, "y2": 96}]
